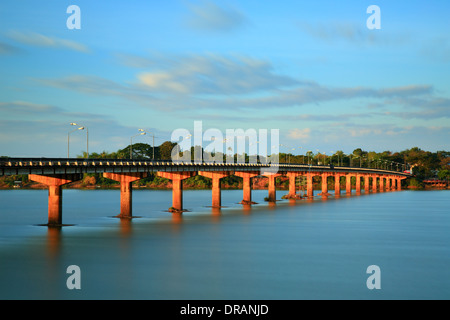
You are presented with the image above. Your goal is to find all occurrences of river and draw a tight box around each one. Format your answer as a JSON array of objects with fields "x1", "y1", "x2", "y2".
[{"x1": 0, "y1": 188, "x2": 449, "y2": 300}]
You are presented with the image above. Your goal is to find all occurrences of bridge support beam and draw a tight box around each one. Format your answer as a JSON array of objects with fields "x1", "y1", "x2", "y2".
[
  {"x1": 319, "y1": 173, "x2": 331, "y2": 197},
  {"x1": 29, "y1": 174, "x2": 83, "y2": 226},
  {"x1": 158, "y1": 172, "x2": 196, "y2": 212},
  {"x1": 285, "y1": 172, "x2": 301, "y2": 199},
  {"x1": 364, "y1": 175, "x2": 370, "y2": 193},
  {"x1": 306, "y1": 173, "x2": 314, "y2": 198},
  {"x1": 103, "y1": 172, "x2": 148, "y2": 218},
  {"x1": 346, "y1": 175, "x2": 352, "y2": 195},
  {"x1": 198, "y1": 171, "x2": 230, "y2": 208},
  {"x1": 234, "y1": 172, "x2": 259, "y2": 204},
  {"x1": 372, "y1": 176, "x2": 378, "y2": 193},
  {"x1": 334, "y1": 175, "x2": 341, "y2": 197},
  {"x1": 263, "y1": 172, "x2": 282, "y2": 202},
  {"x1": 380, "y1": 176, "x2": 385, "y2": 192},
  {"x1": 356, "y1": 174, "x2": 361, "y2": 194},
  {"x1": 397, "y1": 178, "x2": 403, "y2": 191}
]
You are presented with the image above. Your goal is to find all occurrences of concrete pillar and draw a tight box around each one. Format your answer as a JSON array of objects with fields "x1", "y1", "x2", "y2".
[
  {"x1": 198, "y1": 171, "x2": 230, "y2": 207},
  {"x1": 103, "y1": 172, "x2": 148, "y2": 218},
  {"x1": 263, "y1": 172, "x2": 282, "y2": 202},
  {"x1": 372, "y1": 175, "x2": 377, "y2": 193},
  {"x1": 320, "y1": 173, "x2": 330, "y2": 196},
  {"x1": 334, "y1": 175, "x2": 341, "y2": 196},
  {"x1": 29, "y1": 174, "x2": 83, "y2": 226},
  {"x1": 386, "y1": 177, "x2": 391, "y2": 190},
  {"x1": 286, "y1": 172, "x2": 298, "y2": 198},
  {"x1": 356, "y1": 174, "x2": 361, "y2": 194},
  {"x1": 158, "y1": 172, "x2": 196, "y2": 212},
  {"x1": 364, "y1": 175, "x2": 370, "y2": 193},
  {"x1": 234, "y1": 171, "x2": 259, "y2": 204},
  {"x1": 346, "y1": 175, "x2": 352, "y2": 195},
  {"x1": 380, "y1": 176, "x2": 385, "y2": 192},
  {"x1": 306, "y1": 173, "x2": 314, "y2": 198},
  {"x1": 397, "y1": 178, "x2": 402, "y2": 191}
]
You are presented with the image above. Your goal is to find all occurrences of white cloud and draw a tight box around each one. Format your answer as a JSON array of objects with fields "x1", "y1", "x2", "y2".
[
  {"x1": 7, "y1": 31, "x2": 90, "y2": 53},
  {"x1": 186, "y1": 1, "x2": 247, "y2": 32},
  {"x1": 288, "y1": 128, "x2": 311, "y2": 141}
]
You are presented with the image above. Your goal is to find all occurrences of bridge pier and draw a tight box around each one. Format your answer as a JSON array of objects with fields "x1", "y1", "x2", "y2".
[
  {"x1": 319, "y1": 173, "x2": 331, "y2": 197},
  {"x1": 29, "y1": 174, "x2": 83, "y2": 226},
  {"x1": 334, "y1": 175, "x2": 342, "y2": 197},
  {"x1": 346, "y1": 174, "x2": 352, "y2": 195},
  {"x1": 397, "y1": 178, "x2": 404, "y2": 191},
  {"x1": 371, "y1": 175, "x2": 377, "y2": 193},
  {"x1": 158, "y1": 172, "x2": 196, "y2": 212},
  {"x1": 198, "y1": 171, "x2": 230, "y2": 207},
  {"x1": 235, "y1": 171, "x2": 259, "y2": 204},
  {"x1": 263, "y1": 172, "x2": 282, "y2": 202},
  {"x1": 356, "y1": 174, "x2": 361, "y2": 194},
  {"x1": 285, "y1": 172, "x2": 301, "y2": 199},
  {"x1": 380, "y1": 176, "x2": 385, "y2": 192},
  {"x1": 306, "y1": 173, "x2": 314, "y2": 198},
  {"x1": 103, "y1": 172, "x2": 148, "y2": 219},
  {"x1": 364, "y1": 175, "x2": 370, "y2": 193}
]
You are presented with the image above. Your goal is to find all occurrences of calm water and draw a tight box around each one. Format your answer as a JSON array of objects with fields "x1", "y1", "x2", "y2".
[{"x1": 0, "y1": 188, "x2": 449, "y2": 300}]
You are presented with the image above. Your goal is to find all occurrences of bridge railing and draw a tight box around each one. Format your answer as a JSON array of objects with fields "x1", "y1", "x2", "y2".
[{"x1": 0, "y1": 157, "x2": 411, "y2": 177}]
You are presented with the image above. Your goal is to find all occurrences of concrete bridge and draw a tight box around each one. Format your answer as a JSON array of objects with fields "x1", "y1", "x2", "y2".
[{"x1": 0, "y1": 158, "x2": 411, "y2": 226}]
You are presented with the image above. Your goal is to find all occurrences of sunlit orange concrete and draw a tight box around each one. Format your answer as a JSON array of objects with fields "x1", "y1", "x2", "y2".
[
  {"x1": 158, "y1": 172, "x2": 196, "y2": 212},
  {"x1": 379, "y1": 176, "x2": 385, "y2": 192},
  {"x1": 285, "y1": 172, "x2": 301, "y2": 198},
  {"x1": 262, "y1": 172, "x2": 282, "y2": 202},
  {"x1": 306, "y1": 173, "x2": 314, "y2": 198},
  {"x1": 356, "y1": 174, "x2": 361, "y2": 194},
  {"x1": 397, "y1": 178, "x2": 404, "y2": 191},
  {"x1": 234, "y1": 171, "x2": 259, "y2": 204},
  {"x1": 346, "y1": 174, "x2": 352, "y2": 195},
  {"x1": 29, "y1": 174, "x2": 83, "y2": 226},
  {"x1": 103, "y1": 172, "x2": 148, "y2": 218},
  {"x1": 320, "y1": 173, "x2": 332, "y2": 197},
  {"x1": 198, "y1": 171, "x2": 230, "y2": 207},
  {"x1": 335, "y1": 174, "x2": 343, "y2": 196},
  {"x1": 364, "y1": 175, "x2": 370, "y2": 193},
  {"x1": 372, "y1": 175, "x2": 378, "y2": 193}
]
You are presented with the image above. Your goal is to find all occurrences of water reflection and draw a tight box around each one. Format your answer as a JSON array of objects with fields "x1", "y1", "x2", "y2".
[
  {"x1": 46, "y1": 226, "x2": 62, "y2": 259},
  {"x1": 119, "y1": 218, "x2": 132, "y2": 237},
  {"x1": 210, "y1": 207, "x2": 222, "y2": 223},
  {"x1": 241, "y1": 204, "x2": 252, "y2": 215}
]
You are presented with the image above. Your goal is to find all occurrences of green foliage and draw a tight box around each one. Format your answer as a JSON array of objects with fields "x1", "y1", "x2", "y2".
[{"x1": 408, "y1": 178, "x2": 424, "y2": 189}]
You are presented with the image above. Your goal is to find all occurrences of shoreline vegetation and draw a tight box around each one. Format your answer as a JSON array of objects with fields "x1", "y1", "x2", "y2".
[
  {"x1": 1, "y1": 174, "x2": 448, "y2": 191},
  {"x1": 1, "y1": 144, "x2": 449, "y2": 191}
]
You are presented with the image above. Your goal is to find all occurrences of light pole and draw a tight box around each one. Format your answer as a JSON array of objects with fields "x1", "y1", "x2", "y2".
[
  {"x1": 130, "y1": 129, "x2": 146, "y2": 159},
  {"x1": 148, "y1": 131, "x2": 155, "y2": 160},
  {"x1": 70, "y1": 122, "x2": 89, "y2": 158},
  {"x1": 68, "y1": 125, "x2": 84, "y2": 158}
]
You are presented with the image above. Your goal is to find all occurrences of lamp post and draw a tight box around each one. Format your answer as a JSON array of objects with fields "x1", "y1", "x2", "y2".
[
  {"x1": 147, "y1": 131, "x2": 155, "y2": 160},
  {"x1": 70, "y1": 122, "x2": 89, "y2": 158},
  {"x1": 130, "y1": 129, "x2": 146, "y2": 159},
  {"x1": 68, "y1": 124, "x2": 85, "y2": 158}
]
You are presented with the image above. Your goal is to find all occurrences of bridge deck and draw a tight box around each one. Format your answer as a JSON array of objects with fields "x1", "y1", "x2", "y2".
[{"x1": 0, "y1": 158, "x2": 411, "y2": 177}]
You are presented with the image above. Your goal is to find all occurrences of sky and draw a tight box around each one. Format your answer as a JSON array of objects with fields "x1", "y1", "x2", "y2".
[{"x1": 0, "y1": 0, "x2": 449, "y2": 158}]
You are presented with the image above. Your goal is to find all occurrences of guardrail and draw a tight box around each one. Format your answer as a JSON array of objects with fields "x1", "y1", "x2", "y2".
[{"x1": 0, "y1": 158, "x2": 411, "y2": 177}]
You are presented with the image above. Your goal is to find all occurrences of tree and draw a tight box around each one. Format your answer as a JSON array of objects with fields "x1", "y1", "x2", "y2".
[{"x1": 159, "y1": 141, "x2": 177, "y2": 160}]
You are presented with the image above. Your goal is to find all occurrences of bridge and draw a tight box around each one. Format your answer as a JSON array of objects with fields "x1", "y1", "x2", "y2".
[{"x1": 0, "y1": 158, "x2": 411, "y2": 226}]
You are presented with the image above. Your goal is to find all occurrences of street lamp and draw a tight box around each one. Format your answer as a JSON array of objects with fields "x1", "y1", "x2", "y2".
[
  {"x1": 130, "y1": 129, "x2": 146, "y2": 159},
  {"x1": 70, "y1": 122, "x2": 89, "y2": 158},
  {"x1": 68, "y1": 124, "x2": 85, "y2": 158}
]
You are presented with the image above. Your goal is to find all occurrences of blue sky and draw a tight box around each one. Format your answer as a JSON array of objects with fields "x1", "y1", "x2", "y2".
[{"x1": 0, "y1": 0, "x2": 449, "y2": 157}]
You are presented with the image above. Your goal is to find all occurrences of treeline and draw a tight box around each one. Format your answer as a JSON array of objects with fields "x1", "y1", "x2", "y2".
[
  {"x1": 79, "y1": 143, "x2": 449, "y2": 178},
  {"x1": 74, "y1": 143, "x2": 449, "y2": 189},
  {"x1": 1, "y1": 144, "x2": 449, "y2": 189}
]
